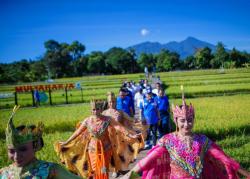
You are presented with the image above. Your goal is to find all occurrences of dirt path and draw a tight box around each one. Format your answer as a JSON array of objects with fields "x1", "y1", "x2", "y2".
[{"x1": 109, "y1": 148, "x2": 149, "y2": 178}]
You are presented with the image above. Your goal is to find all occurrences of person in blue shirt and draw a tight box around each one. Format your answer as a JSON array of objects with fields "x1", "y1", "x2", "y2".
[
  {"x1": 116, "y1": 88, "x2": 134, "y2": 117},
  {"x1": 140, "y1": 91, "x2": 160, "y2": 148},
  {"x1": 34, "y1": 89, "x2": 40, "y2": 107},
  {"x1": 156, "y1": 88, "x2": 171, "y2": 138}
]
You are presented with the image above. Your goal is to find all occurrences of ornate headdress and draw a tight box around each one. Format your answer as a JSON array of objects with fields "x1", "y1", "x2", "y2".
[
  {"x1": 172, "y1": 85, "x2": 194, "y2": 124},
  {"x1": 6, "y1": 106, "x2": 44, "y2": 151},
  {"x1": 90, "y1": 99, "x2": 105, "y2": 110},
  {"x1": 107, "y1": 91, "x2": 116, "y2": 102}
]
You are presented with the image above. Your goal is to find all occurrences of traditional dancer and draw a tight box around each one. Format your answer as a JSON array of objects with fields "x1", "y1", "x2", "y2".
[
  {"x1": 102, "y1": 92, "x2": 146, "y2": 158},
  {"x1": 0, "y1": 106, "x2": 81, "y2": 179},
  {"x1": 122, "y1": 86, "x2": 250, "y2": 179},
  {"x1": 54, "y1": 100, "x2": 141, "y2": 178}
]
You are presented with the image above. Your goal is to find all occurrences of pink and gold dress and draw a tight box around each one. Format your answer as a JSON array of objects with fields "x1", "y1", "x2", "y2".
[{"x1": 138, "y1": 133, "x2": 240, "y2": 179}]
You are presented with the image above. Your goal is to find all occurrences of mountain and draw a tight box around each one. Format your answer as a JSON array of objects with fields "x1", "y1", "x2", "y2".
[{"x1": 128, "y1": 36, "x2": 216, "y2": 59}]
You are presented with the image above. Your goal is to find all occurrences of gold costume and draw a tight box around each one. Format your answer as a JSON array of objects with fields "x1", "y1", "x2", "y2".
[
  {"x1": 54, "y1": 100, "x2": 144, "y2": 178},
  {"x1": 102, "y1": 92, "x2": 148, "y2": 160}
]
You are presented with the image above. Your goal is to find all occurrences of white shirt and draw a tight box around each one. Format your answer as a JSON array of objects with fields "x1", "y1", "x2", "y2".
[{"x1": 134, "y1": 92, "x2": 144, "y2": 108}]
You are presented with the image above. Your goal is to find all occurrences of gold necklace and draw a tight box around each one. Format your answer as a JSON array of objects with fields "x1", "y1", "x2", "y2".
[{"x1": 177, "y1": 133, "x2": 194, "y2": 150}]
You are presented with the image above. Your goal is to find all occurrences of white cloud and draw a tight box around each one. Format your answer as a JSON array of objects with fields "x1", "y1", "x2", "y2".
[{"x1": 141, "y1": 28, "x2": 150, "y2": 36}]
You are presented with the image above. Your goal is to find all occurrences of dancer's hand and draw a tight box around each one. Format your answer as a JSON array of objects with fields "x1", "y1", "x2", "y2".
[
  {"x1": 59, "y1": 141, "x2": 68, "y2": 146},
  {"x1": 238, "y1": 168, "x2": 250, "y2": 178},
  {"x1": 129, "y1": 133, "x2": 141, "y2": 139}
]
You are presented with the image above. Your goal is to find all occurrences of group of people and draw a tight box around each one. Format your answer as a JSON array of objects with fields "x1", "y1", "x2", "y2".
[
  {"x1": 0, "y1": 90, "x2": 147, "y2": 179},
  {"x1": 121, "y1": 86, "x2": 250, "y2": 179},
  {"x1": 55, "y1": 91, "x2": 146, "y2": 178},
  {"x1": 118, "y1": 79, "x2": 171, "y2": 149},
  {"x1": 1, "y1": 81, "x2": 250, "y2": 178}
]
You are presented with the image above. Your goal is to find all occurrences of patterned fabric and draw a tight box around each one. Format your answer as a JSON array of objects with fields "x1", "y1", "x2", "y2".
[
  {"x1": 0, "y1": 160, "x2": 53, "y2": 179},
  {"x1": 140, "y1": 132, "x2": 240, "y2": 179},
  {"x1": 83, "y1": 115, "x2": 111, "y2": 138},
  {"x1": 54, "y1": 115, "x2": 143, "y2": 178},
  {"x1": 102, "y1": 108, "x2": 146, "y2": 161},
  {"x1": 102, "y1": 108, "x2": 148, "y2": 140},
  {"x1": 160, "y1": 133, "x2": 211, "y2": 178},
  {"x1": 103, "y1": 109, "x2": 122, "y2": 122}
]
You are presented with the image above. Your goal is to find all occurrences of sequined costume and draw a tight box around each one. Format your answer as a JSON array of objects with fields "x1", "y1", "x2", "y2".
[
  {"x1": 138, "y1": 132, "x2": 240, "y2": 179},
  {"x1": 0, "y1": 160, "x2": 81, "y2": 179},
  {"x1": 137, "y1": 86, "x2": 241, "y2": 179}
]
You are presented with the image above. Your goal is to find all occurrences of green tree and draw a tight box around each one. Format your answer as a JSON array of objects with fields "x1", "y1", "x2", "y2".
[
  {"x1": 105, "y1": 47, "x2": 136, "y2": 74},
  {"x1": 183, "y1": 56, "x2": 196, "y2": 69},
  {"x1": 127, "y1": 48, "x2": 139, "y2": 73},
  {"x1": 230, "y1": 48, "x2": 248, "y2": 68},
  {"x1": 137, "y1": 53, "x2": 156, "y2": 72},
  {"x1": 73, "y1": 56, "x2": 88, "y2": 76},
  {"x1": 43, "y1": 40, "x2": 74, "y2": 78},
  {"x1": 68, "y1": 41, "x2": 85, "y2": 61},
  {"x1": 44, "y1": 40, "x2": 61, "y2": 52},
  {"x1": 224, "y1": 61, "x2": 236, "y2": 69},
  {"x1": 155, "y1": 50, "x2": 180, "y2": 71},
  {"x1": 30, "y1": 60, "x2": 48, "y2": 81},
  {"x1": 87, "y1": 51, "x2": 105, "y2": 73},
  {"x1": 155, "y1": 50, "x2": 171, "y2": 71},
  {"x1": 194, "y1": 47, "x2": 213, "y2": 69},
  {"x1": 210, "y1": 42, "x2": 228, "y2": 68}
]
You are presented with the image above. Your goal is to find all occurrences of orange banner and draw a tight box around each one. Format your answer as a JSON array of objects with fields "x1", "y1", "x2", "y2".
[{"x1": 15, "y1": 83, "x2": 75, "y2": 92}]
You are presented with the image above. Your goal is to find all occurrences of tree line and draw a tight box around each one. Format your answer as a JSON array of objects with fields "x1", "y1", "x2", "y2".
[{"x1": 0, "y1": 40, "x2": 250, "y2": 83}]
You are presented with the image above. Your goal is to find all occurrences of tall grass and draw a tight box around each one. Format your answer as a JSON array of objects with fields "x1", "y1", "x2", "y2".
[{"x1": 0, "y1": 94, "x2": 249, "y2": 170}]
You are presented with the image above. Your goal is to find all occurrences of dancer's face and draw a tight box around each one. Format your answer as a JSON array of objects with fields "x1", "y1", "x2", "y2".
[
  {"x1": 108, "y1": 100, "x2": 116, "y2": 109},
  {"x1": 8, "y1": 142, "x2": 36, "y2": 167},
  {"x1": 176, "y1": 116, "x2": 194, "y2": 135},
  {"x1": 92, "y1": 107, "x2": 102, "y2": 116}
]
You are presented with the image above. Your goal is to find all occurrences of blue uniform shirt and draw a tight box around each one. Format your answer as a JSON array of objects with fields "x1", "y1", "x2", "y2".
[
  {"x1": 156, "y1": 95, "x2": 169, "y2": 112},
  {"x1": 116, "y1": 96, "x2": 132, "y2": 116},
  {"x1": 141, "y1": 98, "x2": 159, "y2": 125}
]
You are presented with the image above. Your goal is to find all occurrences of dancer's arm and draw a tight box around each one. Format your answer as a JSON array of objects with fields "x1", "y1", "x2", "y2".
[
  {"x1": 208, "y1": 143, "x2": 250, "y2": 178},
  {"x1": 50, "y1": 163, "x2": 82, "y2": 179},
  {"x1": 237, "y1": 168, "x2": 250, "y2": 178},
  {"x1": 121, "y1": 146, "x2": 167, "y2": 178},
  {"x1": 60, "y1": 121, "x2": 87, "y2": 145}
]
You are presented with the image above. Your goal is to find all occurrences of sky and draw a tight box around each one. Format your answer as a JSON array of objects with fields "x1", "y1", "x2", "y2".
[{"x1": 0, "y1": 0, "x2": 250, "y2": 63}]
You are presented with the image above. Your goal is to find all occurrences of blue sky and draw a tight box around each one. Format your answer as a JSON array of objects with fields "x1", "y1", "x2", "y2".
[{"x1": 0, "y1": 0, "x2": 250, "y2": 63}]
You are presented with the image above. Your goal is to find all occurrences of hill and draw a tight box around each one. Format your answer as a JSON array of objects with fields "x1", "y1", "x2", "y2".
[{"x1": 128, "y1": 36, "x2": 216, "y2": 59}]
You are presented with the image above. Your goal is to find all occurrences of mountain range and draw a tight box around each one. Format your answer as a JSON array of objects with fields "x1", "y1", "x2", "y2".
[{"x1": 127, "y1": 36, "x2": 217, "y2": 59}]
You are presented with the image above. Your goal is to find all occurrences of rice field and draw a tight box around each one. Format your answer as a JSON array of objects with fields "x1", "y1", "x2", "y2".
[
  {"x1": 1, "y1": 68, "x2": 250, "y2": 108},
  {"x1": 0, "y1": 68, "x2": 250, "y2": 171}
]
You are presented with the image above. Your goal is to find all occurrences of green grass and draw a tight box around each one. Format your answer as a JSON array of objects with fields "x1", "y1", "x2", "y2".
[
  {"x1": 1, "y1": 68, "x2": 250, "y2": 108},
  {"x1": 0, "y1": 68, "x2": 250, "y2": 171},
  {"x1": 0, "y1": 94, "x2": 249, "y2": 170}
]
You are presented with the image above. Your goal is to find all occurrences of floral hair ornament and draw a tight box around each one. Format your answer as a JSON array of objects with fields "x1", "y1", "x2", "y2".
[
  {"x1": 171, "y1": 85, "x2": 195, "y2": 124},
  {"x1": 6, "y1": 105, "x2": 44, "y2": 150}
]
